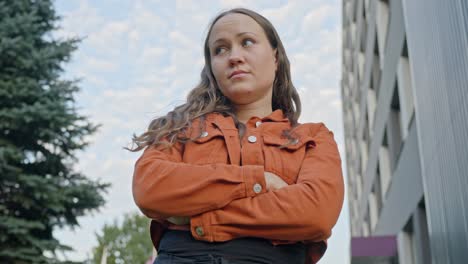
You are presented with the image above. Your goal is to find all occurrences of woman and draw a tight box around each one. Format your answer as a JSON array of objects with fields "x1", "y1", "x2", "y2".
[{"x1": 131, "y1": 8, "x2": 344, "y2": 264}]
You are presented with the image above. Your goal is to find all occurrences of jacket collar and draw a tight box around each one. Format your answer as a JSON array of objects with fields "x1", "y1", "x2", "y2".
[
  {"x1": 206, "y1": 109, "x2": 289, "y2": 130},
  {"x1": 261, "y1": 109, "x2": 289, "y2": 122}
]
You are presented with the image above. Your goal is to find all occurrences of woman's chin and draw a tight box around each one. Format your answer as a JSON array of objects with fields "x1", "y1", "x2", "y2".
[
  {"x1": 224, "y1": 90, "x2": 256, "y2": 100},
  {"x1": 222, "y1": 86, "x2": 253, "y2": 96}
]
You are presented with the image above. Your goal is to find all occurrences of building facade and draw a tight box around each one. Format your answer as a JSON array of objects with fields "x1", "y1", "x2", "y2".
[{"x1": 341, "y1": 0, "x2": 468, "y2": 263}]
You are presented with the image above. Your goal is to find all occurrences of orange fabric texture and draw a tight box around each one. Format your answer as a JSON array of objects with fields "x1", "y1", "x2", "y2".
[{"x1": 133, "y1": 109, "x2": 344, "y2": 264}]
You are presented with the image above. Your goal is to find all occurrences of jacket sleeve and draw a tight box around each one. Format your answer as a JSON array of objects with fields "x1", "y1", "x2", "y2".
[
  {"x1": 132, "y1": 141, "x2": 266, "y2": 220},
  {"x1": 189, "y1": 124, "x2": 344, "y2": 242}
]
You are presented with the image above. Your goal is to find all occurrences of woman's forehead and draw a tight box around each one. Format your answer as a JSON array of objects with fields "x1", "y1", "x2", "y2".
[{"x1": 209, "y1": 13, "x2": 264, "y2": 44}]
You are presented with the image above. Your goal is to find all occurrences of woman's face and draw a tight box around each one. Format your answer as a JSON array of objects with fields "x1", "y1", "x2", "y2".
[{"x1": 208, "y1": 13, "x2": 277, "y2": 106}]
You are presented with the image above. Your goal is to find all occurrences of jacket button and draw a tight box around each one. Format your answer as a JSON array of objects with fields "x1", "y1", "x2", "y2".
[
  {"x1": 255, "y1": 121, "x2": 262, "y2": 128},
  {"x1": 291, "y1": 138, "x2": 299, "y2": 145},
  {"x1": 248, "y1": 135, "x2": 257, "y2": 143},
  {"x1": 195, "y1": 226, "x2": 204, "y2": 236},
  {"x1": 253, "y1": 183, "x2": 262, "y2": 193},
  {"x1": 201, "y1": 131, "x2": 208, "y2": 138}
]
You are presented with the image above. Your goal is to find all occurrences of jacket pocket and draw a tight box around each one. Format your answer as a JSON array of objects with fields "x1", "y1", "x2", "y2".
[
  {"x1": 183, "y1": 125, "x2": 229, "y2": 165},
  {"x1": 262, "y1": 132, "x2": 316, "y2": 184}
]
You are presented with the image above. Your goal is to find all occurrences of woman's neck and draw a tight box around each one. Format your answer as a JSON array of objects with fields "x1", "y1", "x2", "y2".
[{"x1": 234, "y1": 103, "x2": 272, "y2": 124}]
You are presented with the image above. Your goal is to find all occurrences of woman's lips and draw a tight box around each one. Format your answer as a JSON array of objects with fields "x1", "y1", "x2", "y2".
[
  {"x1": 229, "y1": 70, "x2": 249, "y2": 79},
  {"x1": 230, "y1": 72, "x2": 248, "y2": 79}
]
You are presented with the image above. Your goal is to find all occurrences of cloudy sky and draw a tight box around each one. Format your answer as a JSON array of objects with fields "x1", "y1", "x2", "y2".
[{"x1": 53, "y1": 0, "x2": 349, "y2": 263}]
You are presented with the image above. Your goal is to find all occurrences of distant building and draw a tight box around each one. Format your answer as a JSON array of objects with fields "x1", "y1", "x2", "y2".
[{"x1": 341, "y1": 0, "x2": 468, "y2": 263}]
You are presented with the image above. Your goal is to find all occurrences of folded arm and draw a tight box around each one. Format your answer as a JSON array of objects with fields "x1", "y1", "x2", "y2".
[
  {"x1": 132, "y1": 141, "x2": 267, "y2": 220},
  {"x1": 189, "y1": 124, "x2": 344, "y2": 242}
]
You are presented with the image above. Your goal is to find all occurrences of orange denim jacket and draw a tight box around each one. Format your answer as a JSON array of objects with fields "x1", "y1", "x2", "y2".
[{"x1": 132, "y1": 109, "x2": 344, "y2": 264}]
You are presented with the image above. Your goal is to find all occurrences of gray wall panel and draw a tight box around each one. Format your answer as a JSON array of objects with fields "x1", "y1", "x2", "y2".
[
  {"x1": 358, "y1": 0, "x2": 376, "y2": 140},
  {"x1": 401, "y1": 0, "x2": 468, "y2": 263},
  {"x1": 374, "y1": 119, "x2": 423, "y2": 236},
  {"x1": 358, "y1": 0, "x2": 406, "y2": 223}
]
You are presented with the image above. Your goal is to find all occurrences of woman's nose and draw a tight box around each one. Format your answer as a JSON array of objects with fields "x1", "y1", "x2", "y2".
[{"x1": 228, "y1": 47, "x2": 244, "y2": 65}]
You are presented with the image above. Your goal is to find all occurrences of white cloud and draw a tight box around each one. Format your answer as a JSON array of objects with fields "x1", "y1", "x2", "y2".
[
  {"x1": 219, "y1": 0, "x2": 253, "y2": 9},
  {"x1": 169, "y1": 30, "x2": 193, "y2": 48},
  {"x1": 86, "y1": 21, "x2": 130, "y2": 55},
  {"x1": 55, "y1": 0, "x2": 103, "y2": 39},
  {"x1": 320, "y1": 88, "x2": 339, "y2": 96},
  {"x1": 301, "y1": 4, "x2": 333, "y2": 33},
  {"x1": 261, "y1": 1, "x2": 297, "y2": 26},
  {"x1": 130, "y1": 2, "x2": 168, "y2": 33},
  {"x1": 83, "y1": 56, "x2": 118, "y2": 72},
  {"x1": 137, "y1": 47, "x2": 166, "y2": 67}
]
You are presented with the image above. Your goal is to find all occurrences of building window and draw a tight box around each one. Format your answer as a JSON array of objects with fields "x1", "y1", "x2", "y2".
[
  {"x1": 376, "y1": 0, "x2": 390, "y2": 66},
  {"x1": 367, "y1": 86, "x2": 377, "y2": 137},
  {"x1": 358, "y1": 51, "x2": 365, "y2": 82},
  {"x1": 360, "y1": 120, "x2": 369, "y2": 177},
  {"x1": 356, "y1": 173, "x2": 363, "y2": 201},
  {"x1": 397, "y1": 38, "x2": 415, "y2": 140},
  {"x1": 352, "y1": 199, "x2": 359, "y2": 220},
  {"x1": 379, "y1": 131, "x2": 392, "y2": 199},
  {"x1": 371, "y1": 169, "x2": 384, "y2": 231},
  {"x1": 398, "y1": 218, "x2": 416, "y2": 264},
  {"x1": 374, "y1": 167, "x2": 383, "y2": 213},
  {"x1": 345, "y1": 1, "x2": 352, "y2": 25},
  {"x1": 358, "y1": 1, "x2": 367, "y2": 81},
  {"x1": 372, "y1": 35, "x2": 382, "y2": 97},
  {"x1": 348, "y1": 71, "x2": 355, "y2": 94},
  {"x1": 388, "y1": 86, "x2": 403, "y2": 168},
  {"x1": 363, "y1": 207, "x2": 371, "y2": 237},
  {"x1": 360, "y1": 0, "x2": 367, "y2": 52},
  {"x1": 351, "y1": 22, "x2": 357, "y2": 52},
  {"x1": 368, "y1": 38, "x2": 380, "y2": 136},
  {"x1": 397, "y1": 199, "x2": 431, "y2": 264},
  {"x1": 352, "y1": 98, "x2": 360, "y2": 126},
  {"x1": 413, "y1": 200, "x2": 432, "y2": 264},
  {"x1": 346, "y1": 109, "x2": 353, "y2": 132},
  {"x1": 344, "y1": 48, "x2": 351, "y2": 69},
  {"x1": 369, "y1": 186, "x2": 379, "y2": 232},
  {"x1": 364, "y1": 0, "x2": 370, "y2": 19},
  {"x1": 351, "y1": 201, "x2": 360, "y2": 236},
  {"x1": 351, "y1": 137, "x2": 358, "y2": 170}
]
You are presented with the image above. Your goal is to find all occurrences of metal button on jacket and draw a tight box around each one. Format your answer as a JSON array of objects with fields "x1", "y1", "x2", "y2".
[
  {"x1": 253, "y1": 183, "x2": 262, "y2": 194},
  {"x1": 195, "y1": 226, "x2": 204, "y2": 236},
  {"x1": 201, "y1": 131, "x2": 209, "y2": 137},
  {"x1": 247, "y1": 135, "x2": 257, "y2": 143},
  {"x1": 255, "y1": 121, "x2": 262, "y2": 128}
]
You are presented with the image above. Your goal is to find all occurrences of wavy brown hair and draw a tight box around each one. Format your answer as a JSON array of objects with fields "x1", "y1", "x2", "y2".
[{"x1": 128, "y1": 8, "x2": 301, "y2": 152}]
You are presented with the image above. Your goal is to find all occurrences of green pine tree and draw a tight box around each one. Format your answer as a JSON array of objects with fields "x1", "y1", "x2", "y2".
[
  {"x1": 0, "y1": 1, "x2": 109, "y2": 263},
  {"x1": 92, "y1": 213, "x2": 154, "y2": 264}
]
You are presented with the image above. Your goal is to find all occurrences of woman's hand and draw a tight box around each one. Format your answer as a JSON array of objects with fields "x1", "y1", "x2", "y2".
[
  {"x1": 165, "y1": 173, "x2": 287, "y2": 224},
  {"x1": 167, "y1": 216, "x2": 190, "y2": 225},
  {"x1": 264, "y1": 171, "x2": 288, "y2": 191}
]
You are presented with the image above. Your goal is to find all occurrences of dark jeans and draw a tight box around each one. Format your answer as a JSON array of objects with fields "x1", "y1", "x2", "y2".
[
  {"x1": 154, "y1": 230, "x2": 306, "y2": 264},
  {"x1": 154, "y1": 253, "x2": 230, "y2": 264}
]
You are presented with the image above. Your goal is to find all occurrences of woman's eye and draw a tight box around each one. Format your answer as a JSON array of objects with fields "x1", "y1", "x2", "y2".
[
  {"x1": 214, "y1": 47, "x2": 227, "y2": 55},
  {"x1": 243, "y1": 39, "x2": 254, "y2": 47}
]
